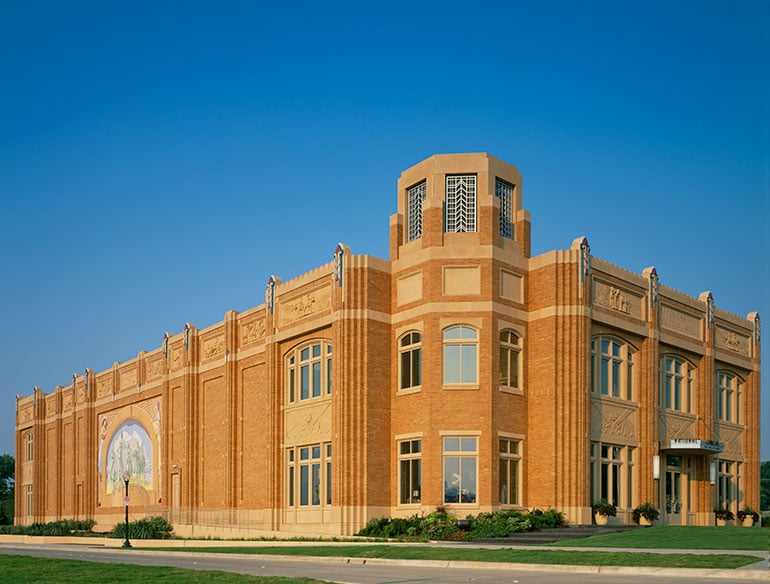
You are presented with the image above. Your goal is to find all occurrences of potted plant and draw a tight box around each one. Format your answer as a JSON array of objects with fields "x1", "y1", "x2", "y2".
[
  {"x1": 591, "y1": 498, "x2": 617, "y2": 526},
  {"x1": 736, "y1": 506, "x2": 759, "y2": 527},
  {"x1": 714, "y1": 506, "x2": 735, "y2": 526},
  {"x1": 632, "y1": 502, "x2": 659, "y2": 526}
]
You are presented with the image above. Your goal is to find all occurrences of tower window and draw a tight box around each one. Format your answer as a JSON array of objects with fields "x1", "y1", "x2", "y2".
[
  {"x1": 445, "y1": 175, "x2": 476, "y2": 233},
  {"x1": 407, "y1": 181, "x2": 426, "y2": 242}
]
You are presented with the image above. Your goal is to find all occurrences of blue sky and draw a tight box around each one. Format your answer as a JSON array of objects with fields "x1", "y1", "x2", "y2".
[{"x1": 1, "y1": 1, "x2": 768, "y2": 461}]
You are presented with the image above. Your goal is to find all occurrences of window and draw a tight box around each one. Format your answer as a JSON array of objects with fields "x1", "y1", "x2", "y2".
[
  {"x1": 407, "y1": 181, "x2": 426, "y2": 242},
  {"x1": 495, "y1": 178, "x2": 514, "y2": 239},
  {"x1": 443, "y1": 326, "x2": 478, "y2": 385},
  {"x1": 499, "y1": 330, "x2": 521, "y2": 391},
  {"x1": 286, "y1": 341, "x2": 332, "y2": 403},
  {"x1": 286, "y1": 442, "x2": 332, "y2": 508},
  {"x1": 661, "y1": 356, "x2": 694, "y2": 412},
  {"x1": 25, "y1": 432, "x2": 33, "y2": 462},
  {"x1": 716, "y1": 371, "x2": 740, "y2": 423},
  {"x1": 499, "y1": 438, "x2": 521, "y2": 505},
  {"x1": 399, "y1": 332, "x2": 422, "y2": 390},
  {"x1": 445, "y1": 175, "x2": 476, "y2": 233},
  {"x1": 717, "y1": 460, "x2": 736, "y2": 509},
  {"x1": 590, "y1": 442, "x2": 634, "y2": 508},
  {"x1": 591, "y1": 336, "x2": 635, "y2": 400},
  {"x1": 398, "y1": 439, "x2": 422, "y2": 504},
  {"x1": 25, "y1": 484, "x2": 32, "y2": 516},
  {"x1": 443, "y1": 436, "x2": 477, "y2": 504}
]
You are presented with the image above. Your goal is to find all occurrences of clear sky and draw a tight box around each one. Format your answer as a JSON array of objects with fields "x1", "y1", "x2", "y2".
[{"x1": 1, "y1": 1, "x2": 768, "y2": 462}]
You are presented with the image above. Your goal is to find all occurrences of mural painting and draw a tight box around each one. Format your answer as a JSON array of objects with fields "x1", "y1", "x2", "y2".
[{"x1": 97, "y1": 398, "x2": 162, "y2": 507}]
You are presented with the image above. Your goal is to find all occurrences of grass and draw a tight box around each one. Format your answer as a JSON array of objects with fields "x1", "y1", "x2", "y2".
[
  {"x1": 147, "y1": 544, "x2": 759, "y2": 569},
  {"x1": 0, "y1": 554, "x2": 333, "y2": 584},
  {"x1": 551, "y1": 526, "x2": 770, "y2": 551}
]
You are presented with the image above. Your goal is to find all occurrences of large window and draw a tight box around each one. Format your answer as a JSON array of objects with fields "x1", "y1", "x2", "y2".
[
  {"x1": 399, "y1": 332, "x2": 422, "y2": 390},
  {"x1": 717, "y1": 460, "x2": 737, "y2": 509},
  {"x1": 716, "y1": 371, "x2": 740, "y2": 423},
  {"x1": 398, "y1": 439, "x2": 422, "y2": 505},
  {"x1": 445, "y1": 175, "x2": 476, "y2": 233},
  {"x1": 591, "y1": 336, "x2": 635, "y2": 400},
  {"x1": 443, "y1": 436, "x2": 477, "y2": 504},
  {"x1": 286, "y1": 442, "x2": 332, "y2": 508},
  {"x1": 25, "y1": 432, "x2": 33, "y2": 462},
  {"x1": 661, "y1": 356, "x2": 695, "y2": 412},
  {"x1": 286, "y1": 341, "x2": 332, "y2": 404},
  {"x1": 407, "y1": 181, "x2": 426, "y2": 242},
  {"x1": 499, "y1": 330, "x2": 521, "y2": 391},
  {"x1": 24, "y1": 484, "x2": 32, "y2": 516},
  {"x1": 590, "y1": 442, "x2": 634, "y2": 508},
  {"x1": 499, "y1": 438, "x2": 521, "y2": 506},
  {"x1": 443, "y1": 326, "x2": 478, "y2": 385},
  {"x1": 495, "y1": 178, "x2": 514, "y2": 239}
]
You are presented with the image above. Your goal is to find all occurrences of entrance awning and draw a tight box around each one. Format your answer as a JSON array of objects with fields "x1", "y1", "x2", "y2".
[{"x1": 661, "y1": 439, "x2": 724, "y2": 454}]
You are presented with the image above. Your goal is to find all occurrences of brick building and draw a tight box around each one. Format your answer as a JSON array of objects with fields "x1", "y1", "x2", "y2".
[{"x1": 15, "y1": 153, "x2": 761, "y2": 535}]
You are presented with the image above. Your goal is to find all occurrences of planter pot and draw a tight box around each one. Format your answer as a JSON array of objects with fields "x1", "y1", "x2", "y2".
[
  {"x1": 716, "y1": 518, "x2": 733, "y2": 526},
  {"x1": 639, "y1": 516, "x2": 652, "y2": 526},
  {"x1": 740, "y1": 517, "x2": 754, "y2": 527},
  {"x1": 594, "y1": 512, "x2": 609, "y2": 526}
]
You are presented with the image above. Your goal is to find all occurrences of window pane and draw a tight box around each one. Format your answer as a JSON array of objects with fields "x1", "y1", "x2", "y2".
[
  {"x1": 444, "y1": 327, "x2": 462, "y2": 340},
  {"x1": 326, "y1": 462, "x2": 332, "y2": 504},
  {"x1": 444, "y1": 457, "x2": 460, "y2": 503},
  {"x1": 301, "y1": 347, "x2": 309, "y2": 361},
  {"x1": 411, "y1": 459, "x2": 421, "y2": 502},
  {"x1": 301, "y1": 365, "x2": 309, "y2": 400},
  {"x1": 412, "y1": 440, "x2": 421, "y2": 453},
  {"x1": 460, "y1": 437, "x2": 477, "y2": 452},
  {"x1": 312, "y1": 344, "x2": 321, "y2": 358},
  {"x1": 289, "y1": 369, "x2": 295, "y2": 403},
  {"x1": 412, "y1": 348, "x2": 422, "y2": 386},
  {"x1": 444, "y1": 437, "x2": 460, "y2": 451},
  {"x1": 444, "y1": 345, "x2": 460, "y2": 382},
  {"x1": 300, "y1": 466, "x2": 309, "y2": 505},
  {"x1": 327, "y1": 357, "x2": 332, "y2": 394},
  {"x1": 312, "y1": 445, "x2": 321, "y2": 458},
  {"x1": 400, "y1": 460, "x2": 411, "y2": 504},
  {"x1": 461, "y1": 345, "x2": 477, "y2": 383},
  {"x1": 611, "y1": 360, "x2": 620, "y2": 396},
  {"x1": 400, "y1": 441, "x2": 411, "y2": 455},
  {"x1": 400, "y1": 351, "x2": 411, "y2": 388},
  {"x1": 461, "y1": 457, "x2": 477, "y2": 503},
  {"x1": 499, "y1": 458, "x2": 509, "y2": 504},
  {"x1": 462, "y1": 327, "x2": 477, "y2": 339},
  {"x1": 288, "y1": 467, "x2": 294, "y2": 506},
  {"x1": 300, "y1": 447, "x2": 309, "y2": 460},
  {"x1": 312, "y1": 362, "x2": 321, "y2": 397},
  {"x1": 500, "y1": 347, "x2": 509, "y2": 386},
  {"x1": 312, "y1": 463, "x2": 320, "y2": 505},
  {"x1": 600, "y1": 358, "x2": 609, "y2": 395}
]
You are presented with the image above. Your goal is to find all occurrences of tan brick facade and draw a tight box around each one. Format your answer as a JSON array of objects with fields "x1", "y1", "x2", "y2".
[{"x1": 15, "y1": 153, "x2": 761, "y2": 534}]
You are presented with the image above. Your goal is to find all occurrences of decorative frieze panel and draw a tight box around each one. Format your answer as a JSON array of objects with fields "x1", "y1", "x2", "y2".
[
  {"x1": 278, "y1": 287, "x2": 331, "y2": 327},
  {"x1": 660, "y1": 304, "x2": 702, "y2": 340},
  {"x1": 659, "y1": 411, "x2": 696, "y2": 442},
  {"x1": 146, "y1": 358, "x2": 165, "y2": 382},
  {"x1": 714, "y1": 326, "x2": 751, "y2": 357},
  {"x1": 590, "y1": 398, "x2": 638, "y2": 444},
  {"x1": 240, "y1": 318, "x2": 266, "y2": 346},
  {"x1": 593, "y1": 280, "x2": 642, "y2": 319},
  {"x1": 716, "y1": 424, "x2": 743, "y2": 458},
  {"x1": 170, "y1": 347, "x2": 184, "y2": 370},
  {"x1": 97, "y1": 376, "x2": 113, "y2": 399},
  {"x1": 284, "y1": 401, "x2": 332, "y2": 445},
  {"x1": 46, "y1": 398, "x2": 56, "y2": 417},
  {"x1": 63, "y1": 392, "x2": 73, "y2": 411},
  {"x1": 443, "y1": 266, "x2": 480, "y2": 296},
  {"x1": 18, "y1": 405, "x2": 34, "y2": 423},
  {"x1": 120, "y1": 369, "x2": 137, "y2": 391},
  {"x1": 202, "y1": 335, "x2": 225, "y2": 360}
]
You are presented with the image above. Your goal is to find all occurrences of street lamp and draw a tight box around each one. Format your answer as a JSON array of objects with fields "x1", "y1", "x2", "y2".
[{"x1": 122, "y1": 471, "x2": 132, "y2": 549}]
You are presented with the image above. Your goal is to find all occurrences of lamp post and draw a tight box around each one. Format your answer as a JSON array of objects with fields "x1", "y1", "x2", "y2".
[{"x1": 122, "y1": 471, "x2": 132, "y2": 548}]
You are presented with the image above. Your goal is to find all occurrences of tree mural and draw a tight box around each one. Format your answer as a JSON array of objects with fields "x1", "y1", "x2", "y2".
[{"x1": 106, "y1": 421, "x2": 153, "y2": 494}]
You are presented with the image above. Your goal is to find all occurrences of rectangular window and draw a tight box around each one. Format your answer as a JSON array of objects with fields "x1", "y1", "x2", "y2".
[
  {"x1": 398, "y1": 439, "x2": 422, "y2": 504},
  {"x1": 445, "y1": 175, "x2": 477, "y2": 233},
  {"x1": 499, "y1": 438, "x2": 521, "y2": 505},
  {"x1": 25, "y1": 484, "x2": 33, "y2": 516},
  {"x1": 300, "y1": 365, "x2": 309, "y2": 400},
  {"x1": 592, "y1": 441, "x2": 633, "y2": 508},
  {"x1": 287, "y1": 442, "x2": 331, "y2": 509},
  {"x1": 443, "y1": 436, "x2": 477, "y2": 504}
]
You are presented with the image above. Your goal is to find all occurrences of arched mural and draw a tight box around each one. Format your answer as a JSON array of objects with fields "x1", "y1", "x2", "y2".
[{"x1": 97, "y1": 398, "x2": 162, "y2": 507}]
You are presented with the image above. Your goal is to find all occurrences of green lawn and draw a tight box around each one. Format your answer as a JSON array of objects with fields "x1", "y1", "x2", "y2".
[
  {"x1": 0, "y1": 554, "x2": 333, "y2": 584},
  {"x1": 552, "y1": 526, "x2": 770, "y2": 551},
  {"x1": 147, "y1": 544, "x2": 759, "y2": 569}
]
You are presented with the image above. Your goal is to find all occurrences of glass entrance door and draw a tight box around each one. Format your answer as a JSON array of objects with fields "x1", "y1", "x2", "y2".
[
  {"x1": 664, "y1": 455, "x2": 689, "y2": 518},
  {"x1": 665, "y1": 470, "x2": 682, "y2": 514}
]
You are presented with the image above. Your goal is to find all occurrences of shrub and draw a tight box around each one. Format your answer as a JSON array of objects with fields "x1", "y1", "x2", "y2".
[
  {"x1": 110, "y1": 516, "x2": 173, "y2": 540},
  {"x1": 466, "y1": 510, "x2": 531, "y2": 538},
  {"x1": 527, "y1": 508, "x2": 565, "y2": 530}
]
